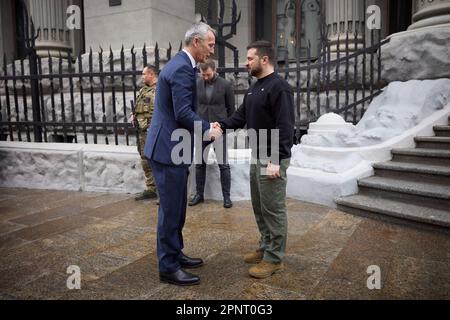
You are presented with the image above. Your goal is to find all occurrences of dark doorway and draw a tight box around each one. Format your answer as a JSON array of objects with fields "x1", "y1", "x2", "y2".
[
  {"x1": 388, "y1": 0, "x2": 412, "y2": 35},
  {"x1": 15, "y1": 0, "x2": 29, "y2": 60},
  {"x1": 254, "y1": 0, "x2": 273, "y2": 42}
]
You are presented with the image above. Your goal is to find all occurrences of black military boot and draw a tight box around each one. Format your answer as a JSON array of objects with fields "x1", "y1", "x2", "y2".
[
  {"x1": 223, "y1": 196, "x2": 233, "y2": 209},
  {"x1": 188, "y1": 194, "x2": 204, "y2": 206},
  {"x1": 219, "y1": 164, "x2": 232, "y2": 208},
  {"x1": 135, "y1": 190, "x2": 158, "y2": 201},
  {"x1": 189, "y1": 164, "x2": 206, "y2": 206}
]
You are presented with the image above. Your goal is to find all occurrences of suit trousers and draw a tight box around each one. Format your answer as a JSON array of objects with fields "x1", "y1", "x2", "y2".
[{"x1": 149, "y1": 159, "x2": 189, "y2": 273}]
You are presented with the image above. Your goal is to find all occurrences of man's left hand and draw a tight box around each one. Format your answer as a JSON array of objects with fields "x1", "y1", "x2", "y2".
[
  {"x1": 129, "y1": 113, "x2": 136, "y2": 127},
  {"x1": 266, "y1": 162, "x2": 281, "y2": 180}
]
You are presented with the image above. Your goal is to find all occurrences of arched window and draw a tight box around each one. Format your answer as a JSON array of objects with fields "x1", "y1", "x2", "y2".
[{"x1": 254, "y1": 0, "x2": 322, "y2": 61}]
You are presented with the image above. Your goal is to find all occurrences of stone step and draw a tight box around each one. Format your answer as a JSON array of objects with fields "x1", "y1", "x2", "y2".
[
  {"x1": 358, "y1": 176, "x2": 450, "y2": 210},
  {"x1": 434, "y1": 126, "x2": 450, "y2": 137},
  {"x1": 335, "y1": 194, "x2": 450, "y2": 228},
  {"x1": 415, "y1": 136, "x2": 450, "y2": 150},
  {"x1": 373, "y1": 161, "x2": 450, "y2": 185},
  {"x1": 391, "y1": 148, "x2": 450, "y2": 166}
]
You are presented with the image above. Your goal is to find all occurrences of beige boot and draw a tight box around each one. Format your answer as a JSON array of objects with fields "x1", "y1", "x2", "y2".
[
  {"x1": 244, "y1": 250, "x2": 264, "y2": 264},
  {"x1": 249, "y1": 261, "x2": 285, "y2": 279}
]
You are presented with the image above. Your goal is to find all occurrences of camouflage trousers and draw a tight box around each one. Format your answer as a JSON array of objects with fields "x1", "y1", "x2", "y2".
[{"x1": 138, "y1": 130, "x2": 157, "y2": 193}]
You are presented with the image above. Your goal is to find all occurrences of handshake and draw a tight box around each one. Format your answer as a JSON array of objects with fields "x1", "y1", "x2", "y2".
[{"x1": 208, "y1": 122, "x2": 223, "y2": 141}]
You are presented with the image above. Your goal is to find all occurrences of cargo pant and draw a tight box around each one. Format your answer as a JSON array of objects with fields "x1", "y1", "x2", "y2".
[
  {"x1": 138, "y1": 130, "x2": 157, "y2": 193},
  {"x1": 249, "y1": 158, "x2": 290, "y2": 264}
]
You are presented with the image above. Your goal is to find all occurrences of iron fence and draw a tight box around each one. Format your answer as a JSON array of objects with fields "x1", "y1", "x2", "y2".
[{"x1": 0, "y1": 0, "x2": 389, "y2": 146}]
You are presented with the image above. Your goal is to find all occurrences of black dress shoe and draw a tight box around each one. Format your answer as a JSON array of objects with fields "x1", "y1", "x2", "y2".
[
  {"x1": 188, "y1": 194, "x2": 204, "y2": 206},
  {"x1": 159, "y1": 269, "x2": 200, "y2": 286},
  {"x1": 223, "y1": 197, "x2": 233, "y2": 209},
  {"x1": 180, "y1": 253, "x2": 204, "y2": 269}
]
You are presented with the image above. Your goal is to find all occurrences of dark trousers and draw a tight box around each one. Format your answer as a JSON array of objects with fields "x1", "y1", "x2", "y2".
[
  {"x1": 149, "y1": 159, "x2": 189, "y2": 273},
  {"x1": 195, "y1": 136, "x2": 231, "y2": 198}
]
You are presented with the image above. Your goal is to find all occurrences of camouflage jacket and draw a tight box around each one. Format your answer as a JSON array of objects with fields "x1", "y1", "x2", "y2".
[{"x1": 135, "y1": 83, "x2": 156, "y2": 131}]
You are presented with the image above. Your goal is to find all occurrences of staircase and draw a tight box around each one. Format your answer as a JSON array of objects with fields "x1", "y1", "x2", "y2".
[{"x1": 335, "y1": 116, "x2": 450, "y2": 228}]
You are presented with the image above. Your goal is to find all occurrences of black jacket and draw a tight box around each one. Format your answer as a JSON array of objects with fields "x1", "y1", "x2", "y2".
[
  {"x1": 219, "y1": 72, "x2": 295, "y2": 162},
  {"x1": 196, "y1": 75, "x2": 235, "y2": 122}
]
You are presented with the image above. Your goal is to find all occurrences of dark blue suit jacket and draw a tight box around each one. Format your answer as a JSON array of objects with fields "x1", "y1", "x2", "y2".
[{"x1": 144, "y1": 51, "x2": 210, "y2": 167}]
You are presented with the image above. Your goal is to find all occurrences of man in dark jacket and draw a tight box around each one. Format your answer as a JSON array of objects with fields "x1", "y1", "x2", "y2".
[
  {"x1": 214, "y1": 41, "x2": 295, "y2": 279},
  {"x1": 188, "y1": 59, "x2": 235, "y2": 208}
]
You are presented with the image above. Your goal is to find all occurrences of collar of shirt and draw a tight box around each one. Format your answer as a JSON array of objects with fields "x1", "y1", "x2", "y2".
[
  {"x1": 145, "y1": 82, "x2": 157, "y2": 89},
  {"x1": 182, "y1": 49, "x2": 197, "y2": 69},
  {"x1": 205, "y1": 73, "x2": 218, "y2": 85}
]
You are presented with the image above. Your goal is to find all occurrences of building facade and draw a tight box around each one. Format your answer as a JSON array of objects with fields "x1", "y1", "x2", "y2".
[{"x1": 1, "y1": 0, "x2": 449, "y2": 63}]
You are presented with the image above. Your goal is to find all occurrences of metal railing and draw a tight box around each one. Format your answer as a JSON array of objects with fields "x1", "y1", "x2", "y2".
[{"x1": 0, "y1": 0, "x2": 389, "y2": 145}]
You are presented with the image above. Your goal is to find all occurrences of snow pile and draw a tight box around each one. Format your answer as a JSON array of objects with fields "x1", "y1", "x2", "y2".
[
  {"x1": 290, "y1": 148, "x2": 364, "y2": 173},
  {"x1": 301, "y1": 79, "x2": 450, "y2": 148}
]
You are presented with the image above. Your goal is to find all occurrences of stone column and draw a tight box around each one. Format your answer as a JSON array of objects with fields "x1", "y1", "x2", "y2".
[
  {"x1": 0, "y1": 0, "x2": 15, "y2": 62},
  {"x1": 325, "y1": 0, "x2": 388, "y2": 52},
  {"x1": 409, "y1": 0, "x2": 450, "y2": 30},
  {"x1": 325, "y1": 0, "x2": 365, "y2": 52},
  {"x1": 27, "y1": 0, "x2": 72, "y2": 57}
]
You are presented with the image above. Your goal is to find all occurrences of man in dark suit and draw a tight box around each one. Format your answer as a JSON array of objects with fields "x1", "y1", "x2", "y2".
[
  {"x1": 143, "y1": 22, "x2": 221, "y2": 286},
  {"x1": 189, "y1": 59, "x2": 235, "y2": 209}
]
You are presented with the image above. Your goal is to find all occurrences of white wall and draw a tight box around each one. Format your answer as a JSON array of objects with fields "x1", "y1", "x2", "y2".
[
  {"x1": 83, "y1": 0, "x2": 250, "y2": 63},
  {"x1": 0, "y1": 142, "x2": 145, "y2": 194},
  {"x1": 84, "y1": 0, "x2": 195, "y2": 51},
  {"x1": 151, "y1": 0, "x2": 197, "y2": 48},
  {"x1": 0, "y1": 141, "x2": 252, "y2": 200}
]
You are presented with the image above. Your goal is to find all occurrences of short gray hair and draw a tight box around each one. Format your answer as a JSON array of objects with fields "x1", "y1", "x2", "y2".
[{"x1": 184, "y1": 22, "x2": 215, "y2": 46}]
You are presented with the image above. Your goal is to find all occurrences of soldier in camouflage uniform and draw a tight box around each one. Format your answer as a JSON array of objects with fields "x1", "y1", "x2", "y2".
[{"x1": 132, "y1": 65, "x2": 159, "y2": 201}]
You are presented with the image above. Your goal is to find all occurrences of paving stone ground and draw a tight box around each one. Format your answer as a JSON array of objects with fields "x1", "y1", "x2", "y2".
[{"x1": 0, "y1": 188, "x2": 449, "y2": 300}]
